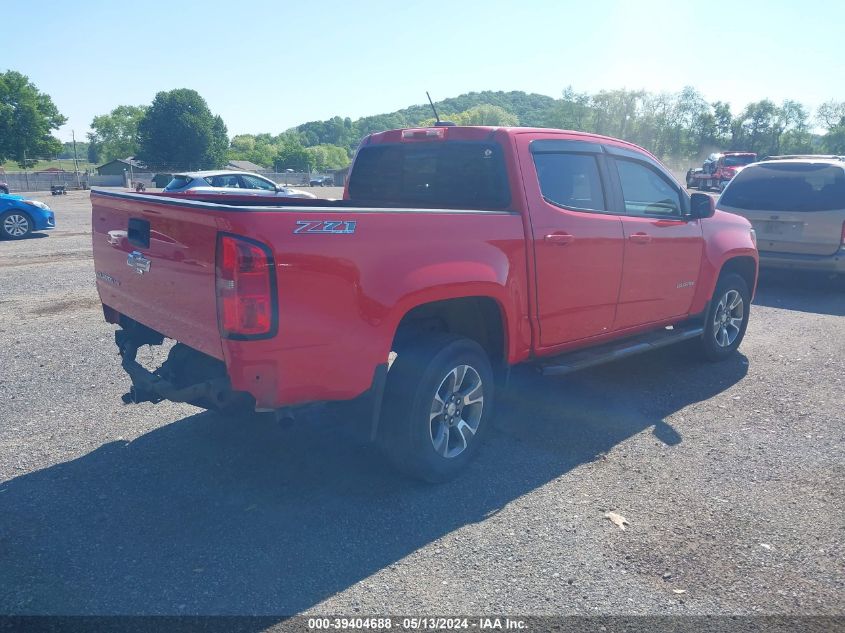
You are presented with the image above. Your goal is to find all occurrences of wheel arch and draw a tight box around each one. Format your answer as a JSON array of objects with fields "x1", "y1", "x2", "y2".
[
  {"x1": 718, "y1": 255, "x2": 758, "y2": 299},
  {"x1": 391, "y1": 295, "x2": 508, "y2": 368}
]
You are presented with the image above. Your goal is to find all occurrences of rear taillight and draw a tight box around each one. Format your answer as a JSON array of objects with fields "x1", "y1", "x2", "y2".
[
  {"x1": 215, "y1": 234, "x2": 277, "y2": 339},
  {"x1": 841, "y1": 221, "x2": 845, "y2": 246}
]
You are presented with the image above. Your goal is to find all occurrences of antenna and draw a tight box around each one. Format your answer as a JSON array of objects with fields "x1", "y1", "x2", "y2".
[
  {"x1": 426, "y1": 92, "x2": 456, "y2": 127},
  {"x1": 426, "y1": 91, "x2": 441, "y2": 124}
]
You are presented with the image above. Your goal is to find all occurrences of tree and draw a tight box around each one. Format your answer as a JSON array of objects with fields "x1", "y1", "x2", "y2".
[
  {"x1": 0, "y1": 70, "x2": 66, "y2": 166},
  {"x1": 822, "y1": 117, "x2": 845, "y2": 154},
  {"x1": 590, "y1": 89, "x2": 646, "y2": 140},
  {"x1": 732, "y1": 100, "x2": 778, "y2": 155},
  {"x1": 545, "y1": 87, "x2": 593, "y2": 131},
  {"x1": 136, "y1": 89, "x2": 228, "y2": 170},
  {"x1": 229, "y1": 133, "x2": 282, "y2": 167},
  {"x1": 775, "y1": 100, "x2": 812, "y2": 155},
  {"x1": 274, "y1": 137, "x2": 312, "y2": 171},
  {"x1": 712, "y1": 101, "x2": 733, "y2": 145},
  {"x1": 87, "y1": 105, "x2": 147, "y2": 164},
  {"x1": 420, "y1": 104, "x2": 519, "y2": 128},
  {"x1": 57, "y1": 140, "x2": 89, "y2": 161},
  {"x1": 306, "y1": 144, "x2": 351, "y2": 171},
  {"x1": 816, "y1": 100, "x2": 845, "y2": 130}
]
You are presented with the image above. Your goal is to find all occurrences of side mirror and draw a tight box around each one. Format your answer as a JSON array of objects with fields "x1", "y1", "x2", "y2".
[{"x1": 689, "y1": 192, "x2": 715, "y2": 219}]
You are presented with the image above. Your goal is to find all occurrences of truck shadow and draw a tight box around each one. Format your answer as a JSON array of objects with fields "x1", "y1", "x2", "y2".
[
  {"x1": 0, "y1": 346, "x2": 747, "y2": 618},
  {"x1": 753, "y1": 270, "x2": 845, "y2": 317}
]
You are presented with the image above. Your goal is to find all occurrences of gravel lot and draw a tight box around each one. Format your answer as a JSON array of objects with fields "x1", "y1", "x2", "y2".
[{"x1": 0, "y1": 190, "x2": 843, "y2": 619}]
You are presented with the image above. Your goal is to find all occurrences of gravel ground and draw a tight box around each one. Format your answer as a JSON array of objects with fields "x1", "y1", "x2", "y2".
[{"x1": 0, "y1": 191, "x2": 843, "y2": 619}]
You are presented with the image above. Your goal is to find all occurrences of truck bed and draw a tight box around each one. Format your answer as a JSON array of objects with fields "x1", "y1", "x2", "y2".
[{"x1": 91, "y1": 189, "x2": 529, "y2": 408}]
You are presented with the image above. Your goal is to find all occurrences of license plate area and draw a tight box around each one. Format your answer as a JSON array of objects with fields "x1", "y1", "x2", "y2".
[{"x1": 756, "y1": 220, "x2": 804, "y2": 238}]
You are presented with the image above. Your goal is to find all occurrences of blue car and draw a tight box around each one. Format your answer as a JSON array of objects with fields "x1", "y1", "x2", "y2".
[{"x1": 0, "y1": 194, "x2": 55, "y2": 240}]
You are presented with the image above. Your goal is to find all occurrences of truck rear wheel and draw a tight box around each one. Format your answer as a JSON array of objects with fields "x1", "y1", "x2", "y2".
[
  {"x1": 380, "y1": 332, "x2": 494, "y2": 483},
  {"x1": 697, "y1": 273, "x2": 751, "y2": 361}
]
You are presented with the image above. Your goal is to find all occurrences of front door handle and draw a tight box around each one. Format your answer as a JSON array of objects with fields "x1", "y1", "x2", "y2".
[
  {"x1": 545, "y1": 232, "x2": 574, "y2": 245},
  {"x1": 629, "y1": 232, "x2": 652, "y2": 244}
]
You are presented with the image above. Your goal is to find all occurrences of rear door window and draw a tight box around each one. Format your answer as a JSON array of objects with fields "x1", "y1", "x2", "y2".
[
  {"x1": 348, "y1": 142, "x2": 510, "y2": 209},
  {"x1": 532, "y1": 153, "x2": 606, "y2": 212},
  {"x1": 614, "y1": 159, "x2": 682, "y2": 217},
  {"x1": 721, "y1": 163, "x2": 845, "y2": 212}
]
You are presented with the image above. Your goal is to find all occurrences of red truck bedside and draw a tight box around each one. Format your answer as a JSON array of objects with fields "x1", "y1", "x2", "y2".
[{"x1": 91, "y1": 125, "x2": 758, "y2": 481}]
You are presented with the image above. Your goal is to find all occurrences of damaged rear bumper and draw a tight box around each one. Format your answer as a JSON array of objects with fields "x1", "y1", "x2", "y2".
[{"x1": 115, "y1": 322, "x2": 252, "y2": 412}]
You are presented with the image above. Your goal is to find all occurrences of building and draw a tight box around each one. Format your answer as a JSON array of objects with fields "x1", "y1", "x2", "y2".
[
  {"x1": 329, "y1": 166, "x2": 351, "y2": 186},
  {"x1": 96, "y1": 157, "x2": 150, "y2": 176},
  {"x1": 225, "y1": 160, "x2": 264, "y2": 172}
]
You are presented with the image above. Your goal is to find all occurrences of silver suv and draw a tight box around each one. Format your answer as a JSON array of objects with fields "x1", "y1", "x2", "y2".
[{"x1": 718, "y1": 156, "x2": 845, "y2": 273}]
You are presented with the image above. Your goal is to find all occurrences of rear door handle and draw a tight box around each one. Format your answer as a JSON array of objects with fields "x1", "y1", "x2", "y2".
[
  {"x1": 545, "y1": 232, "x2": 574, "y2": 245},
  {"x1": 629, "y1": 232, "x2": 652, "y2": 244}
]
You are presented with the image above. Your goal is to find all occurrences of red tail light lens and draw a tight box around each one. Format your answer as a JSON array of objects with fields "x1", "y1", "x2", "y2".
[{"x1": 215, "y1": 234, "x2": 277, "y2": 339}]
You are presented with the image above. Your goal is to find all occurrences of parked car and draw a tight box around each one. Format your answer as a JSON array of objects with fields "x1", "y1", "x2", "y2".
[
  {"x1": 163, "y1": 171, "x2": 317, "y2": 199},
  {"x1": 718, "y1": 155, "x2": 845, "y2": 272},
  {"x1": 91, "y1": 125, "x2": 757, "y2": 482},
  {"x1": 309, "y1": 176, "x2": 334, "y2": 187},
  {"x1": 0, "y1": 194, "x2": 55, "y2": 239},
  {"x1": 0, "y1": 181, "x2": 9, "y2": 195}
]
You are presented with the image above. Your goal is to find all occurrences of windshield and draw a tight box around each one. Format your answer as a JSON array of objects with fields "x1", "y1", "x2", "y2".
[
  {"x1": 723, "y1": 155, "x2": 756, "y2": 167},
  {"x1": 720, "y1": 163, "x2": 845, "y2": 211},
  {"x1": 347, "y1": 142, "x2": 510, "y2": 209}
]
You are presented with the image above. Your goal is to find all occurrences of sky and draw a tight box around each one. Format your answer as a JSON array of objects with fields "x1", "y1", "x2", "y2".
[{"x1": 3, "y1": 0, "x2": 844, "y2": 142}]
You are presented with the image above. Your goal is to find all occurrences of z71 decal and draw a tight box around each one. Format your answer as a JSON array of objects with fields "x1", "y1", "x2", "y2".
[{"x1": 294, "y1": 220, "x2": 357, "y2": 235}]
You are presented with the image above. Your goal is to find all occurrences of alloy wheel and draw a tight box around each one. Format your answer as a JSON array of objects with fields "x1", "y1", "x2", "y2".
[
  {"x1": 713, "y1": 289, "x2": 744, "y2": 347},
  {"x1": 429, "y1": 364, "x2": 484, "y2": 458},
  {"x1": 3, "y1": 214, "x2": 29, "y2": 237}
]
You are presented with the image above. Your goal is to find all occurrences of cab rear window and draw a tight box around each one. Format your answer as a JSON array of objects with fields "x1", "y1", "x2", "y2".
[
  {"x1": 348, "y1": 142, "x2": 510, "y2": 209},
  {"x1": 721, "y1": 163, "x2": 845, "y2": 212}
]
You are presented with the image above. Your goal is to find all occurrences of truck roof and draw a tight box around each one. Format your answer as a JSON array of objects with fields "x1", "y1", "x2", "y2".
[{"x1": 363, "y1": 125, "x2": 663, "y2": 163}]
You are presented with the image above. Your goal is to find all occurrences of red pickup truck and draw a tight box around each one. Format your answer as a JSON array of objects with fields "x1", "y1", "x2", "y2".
[{"x1": 91, "y1": 125, "x2": 758, "y2": 481}]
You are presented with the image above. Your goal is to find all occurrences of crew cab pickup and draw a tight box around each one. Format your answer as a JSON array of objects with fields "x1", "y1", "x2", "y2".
[{"x1": 91, "y1": 125, "x2": 758, "y2": 481}]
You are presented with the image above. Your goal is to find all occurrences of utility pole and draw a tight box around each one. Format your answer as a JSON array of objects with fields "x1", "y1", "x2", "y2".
[{"x1": 72, "y1": 130, "x2": 81, "y2": 189}]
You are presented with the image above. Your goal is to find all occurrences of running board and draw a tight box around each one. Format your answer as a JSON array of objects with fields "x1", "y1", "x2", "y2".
[{"x1": 537, "y1": 325, "x2": 704, "y2": 376}]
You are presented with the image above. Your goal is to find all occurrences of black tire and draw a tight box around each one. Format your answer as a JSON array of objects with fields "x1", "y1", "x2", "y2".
[
  {"x1": 1, "y1": 210, "x2": 33, "y2": 240},
  {"x1": 380, "y1": 332, "x2": 494, "y2": 483},
  {"x1": 698, "y1": 272, "x2": 751, "y2": 361}
]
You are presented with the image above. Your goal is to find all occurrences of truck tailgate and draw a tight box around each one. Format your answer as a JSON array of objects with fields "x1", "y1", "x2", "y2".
[{"x1": 92, "y1": 191, "x2": 223, "y2": 359}]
